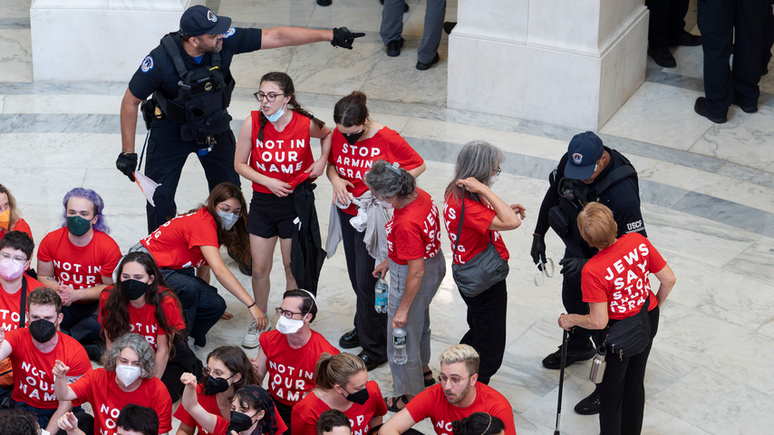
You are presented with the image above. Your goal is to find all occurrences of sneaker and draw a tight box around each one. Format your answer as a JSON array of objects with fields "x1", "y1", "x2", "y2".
[
  {"x1": 242, "y1": 320, "x2": 262, "y2": 349},
  {"x1": 574, "y1": 390, "x2": 601, "y2": 415},
  {"x1": 541, "y1": 341, "x2": 596, "y2": 369}
]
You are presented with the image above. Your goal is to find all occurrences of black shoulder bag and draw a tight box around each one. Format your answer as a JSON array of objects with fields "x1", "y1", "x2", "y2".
[{"x1": 604, "y1": 299, "x2": 651, "y2": 360}]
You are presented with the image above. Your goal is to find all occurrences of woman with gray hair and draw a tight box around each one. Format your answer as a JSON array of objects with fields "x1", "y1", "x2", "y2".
[
  {"x1": 53, "y1": 333, "x2": 173, "y2": 435},
  {"x1": 365, "y1": 160, "x2": 446, "y2": 411},
  {"x1": 442, "y1": 141, "x2": 526, "y2": 385}
]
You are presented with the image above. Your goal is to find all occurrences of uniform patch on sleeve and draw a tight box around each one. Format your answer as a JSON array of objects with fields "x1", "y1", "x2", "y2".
[
  {"x1": 224, "y1": 27, "x2": 235, "y2": 38},
  {"x1": 141, "y1": 56, "x2": 154, "y2": 73}
]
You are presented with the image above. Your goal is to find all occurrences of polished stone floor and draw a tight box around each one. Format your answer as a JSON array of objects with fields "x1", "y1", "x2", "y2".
[{"x1": 2, "y1": 1, "x2": 774, "y2": 434}]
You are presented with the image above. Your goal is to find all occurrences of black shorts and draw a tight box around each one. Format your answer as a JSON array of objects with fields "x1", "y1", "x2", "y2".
[{"x1": 247, "y1": 191, "x2": 297, "y2": 239}]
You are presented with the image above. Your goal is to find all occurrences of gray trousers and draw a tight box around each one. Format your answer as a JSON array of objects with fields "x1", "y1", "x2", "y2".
[
  {"x1": 386, "y1": 252, "x2": 446, "y2": 396},
  {"x1": 380, "y1": 0, "x2": 447, "y2": 64}
]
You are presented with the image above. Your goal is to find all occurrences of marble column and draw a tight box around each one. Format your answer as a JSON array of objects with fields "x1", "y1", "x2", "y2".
[
  {"x1": 30, "y1": 0, "x2": 201, "y2": 82},
  {"x1": 447, "y1": 0, "x2": 649, "y2": 131}
]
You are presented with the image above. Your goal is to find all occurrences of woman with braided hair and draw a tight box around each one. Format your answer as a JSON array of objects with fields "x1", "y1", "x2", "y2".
[{"x1": 234, "y1": 72, "x2": 332, "y2": 349}]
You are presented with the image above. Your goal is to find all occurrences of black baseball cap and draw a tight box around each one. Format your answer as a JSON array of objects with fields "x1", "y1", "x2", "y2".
[
  {"x1": 564, "y1": 131, "x2": 604, "y2": 180},
  {"x1": 180, "y1": 5, "x2": 232, "y2": 37}
]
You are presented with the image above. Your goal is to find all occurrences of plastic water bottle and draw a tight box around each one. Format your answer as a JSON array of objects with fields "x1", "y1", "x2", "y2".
[
  {"x1": 393, "y1": 327, "x2": 407, "y2": 365},
  {"x1": 375, "y1": 273, "x2": 388, "y2": 313}
]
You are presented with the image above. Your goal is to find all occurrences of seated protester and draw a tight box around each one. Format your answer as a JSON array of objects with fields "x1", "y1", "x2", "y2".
[
  {"x1": 0, "y1": 408, "x2": 39, "y2": 435},
  {"x1": 99, "y1": 251, "x2": 198, "y2": 402},
  {"x1": 0, "y1": 232, "x2": 44, "y2": 400},
  {"x1": 252, "y1": 290, "x2": 339, "y2": 432},
  {"x1": 37, "y1": 188, "x2": 122, "y2": 361},
  {"x1": 181, "y1": 373, "x2": 282, "y2": 435},
  {"x1": 0, "y1": 288, "x2": 91, "y2": 433},
  {"x1": 451, "y1": 413, "x2": 506, "y2": 435},
  {"x1": 316, "y1": 409, "x2": 352, "y2": 435},
  {"x1": 135, "y1": 182, "x2": 265, "y2": 347},
  {"x1": 53, "y1": 333, "x2": 173, "y2": 435},
  {"x1": 58, "y1": 403, "x2": 160, "y2": 435},
  {"x1": 379, "y1": 344, "x2": 517, "y2": 435},
  {"x1": 0, "y1": 184, "x2": 32, "y2": 242},
  {"x1": 175, "y1": 346, "x2": 288, "y2": 435},
  {"x1": 292, "y1": 353, "x2": 386, "y2": 435}
]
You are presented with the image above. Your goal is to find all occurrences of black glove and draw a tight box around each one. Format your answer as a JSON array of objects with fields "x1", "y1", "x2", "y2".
[
  {"x1": 331, "y1": 27, "x2": 365, "y2": 49},
  {"x1": 559, "y1": 257, "x2": 587, "y2": 277},
  {"x1": 116, "y1": 152, "x2": 138, "y2": 182},
  {"x1": 530, "y1": 234, "x2": 546, "y2": 265}
]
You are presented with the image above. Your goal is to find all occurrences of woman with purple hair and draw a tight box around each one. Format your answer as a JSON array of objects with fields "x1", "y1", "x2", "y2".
[{"x1": 36, "y1": 187, "x2": 122, "y2": 361}]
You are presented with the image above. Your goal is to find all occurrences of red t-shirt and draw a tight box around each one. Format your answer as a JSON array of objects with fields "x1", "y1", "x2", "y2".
[
  {"x1": 291, "y1": 381, "x2": 387, "y2": 435},
  {"x1": 70, "y1": 368, "x2": 172, "y2": 434},
  {"x1": 405, "y1": 383, "x2": 516, "y2": 435},
  {"x1": 328, "y1": 127, "x2": 424, "y2": 215},
  {"x1": 0, "y1": 218, "x2": 33, "y2": 242},
  {"x1": 443, "y1": 195, "x2": 509, "y2": 264},
  {"x1": 140, "y1": 208, "x2": 220, "y2": 269},
  {"x1": 0, "y1": 275, "x2": 43, "y2": 331},
  {"x1": 581, "y1": 233, "x2": 666, "y2": 320},
  {"x1": 250, "y1": 110, "x2": 315, "y2": 194},
  {"x1": 259, "y1": 329, "x2": 340, "y2": 406},
  {"x1": 98, "y1": 287, "x2": 185, "y2": 352},
  {"x1": 174, "y1": 384, "x2": 289, "y2": 435},
  {"x1": 37, "y1": 228, "x2": 121, "y2": 290},
  {"x1": 386, "y1": 189, "x2": 441, "y2": 265},
  {"x1": 5, "y1": 329, "x2": 91, "y2": 409}
]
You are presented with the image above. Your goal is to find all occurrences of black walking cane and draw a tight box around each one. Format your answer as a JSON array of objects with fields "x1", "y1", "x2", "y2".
[{"x1": 554, "y1": 328, "x2": 569, "y2": 435}]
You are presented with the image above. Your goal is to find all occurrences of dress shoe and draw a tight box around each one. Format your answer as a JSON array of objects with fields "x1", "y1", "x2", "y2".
[
  {"x1": 574, "y1": 390, "x2": 601, "y2": 415},
  {"x1": 317, "y1": 0, "x2": 332, "y2": 5},
  {"x1": 647, "y1": 47, "x2": 676, "y2": 68},
  {"x1": 733, "y1": 98, "x2": 758, "y2": 113},
  {"x1": 339, "y1": 328, "x2": 360, "y2": 349},
  {"x1": 667, "y1": 31, "x2": 702, "y2": 47},
  {"x1": 386, "y1": 38, "x2": 404, "y2": 57},
  {"x1": 358, "y1": 352, "x2": 387, "y2": 371},
  {"x1": 443, "y1": 21, "x2": 457, "y2": 35},
  {"x1": 541, "y1": 341, "x2": 595, "y2": 369},
  {"x1": 416, "y1": 53, "x2": 440, "y2": 71},
  {"x1": 694, "y1": 97, "x2": 727, "y2": 123}
]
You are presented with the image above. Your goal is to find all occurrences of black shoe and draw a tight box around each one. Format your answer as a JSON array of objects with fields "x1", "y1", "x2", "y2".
[
  {"x1": 339, "y1": 328, "x2": 360, "y2": 349},
  {"x1": 83, "y1": 343, "x2": 105, "y2": 363},
  {"x1": 694, "y1": 97, "x2": 727, "y2": 123},
  {"x1": 416, "y1": 53, "x2": 440, "y2": 71},
  {"x1": 667, "y1": 31, "x2": 702, "y2": 47},
  {"x1": 574, "y1": 391, "x2": 601, "y2": 415},
  {"x1": 443, "y1": 21, "x2": 457, "y2": 35},
  {"x1": 317, "y1": 0, "x2": 332, "y2": 5},
  {"x1": 386, "y1": 38, "x2": 404, "y2": 57},
  {"x1": 733, "y1": 98, "x2": 758, "y2": 113},
  {"x1": 227, "y1": 248, "x2": 252, "y2": 276},
  {"x1": 379, "y1": 0, "x2": 410, "y2": 12},
  {"x1": 647, "y1": 47, "x2": 676, "y2": 68},
  {"x1": 358, "y1": 352, "x2": 387, "y2": 371},
  {"x1": 541, "y1": 341, "x2": 595, "y2": 369}
]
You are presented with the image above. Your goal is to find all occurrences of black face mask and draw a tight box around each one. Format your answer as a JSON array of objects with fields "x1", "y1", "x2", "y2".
[
  {"x1": 204, "y1": 374, "x2": 231, "y2": 395},
  {"x1": 121, "y1": 279, "x2": 148, "y2": 301},
  {"x1": 29, "y1": 319, "x2": 57, "y2": 343},
  {"x1": 344, "y1": 386, "x2": 369, "y2": 405},
  {"x1": 228, "y1": 410, "x2": 257, "y2": 433},
  {"x1": 342, "y1": 129, "x2": 365, "y2": 145}
]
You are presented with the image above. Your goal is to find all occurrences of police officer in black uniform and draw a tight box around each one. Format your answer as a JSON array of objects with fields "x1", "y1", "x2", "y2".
[
  {"x1": 117, "y1": 5, "x2": 364, "y2": 233},
  {"x1": 530, "y1": 131, "x2": 646, "y2": 415}
]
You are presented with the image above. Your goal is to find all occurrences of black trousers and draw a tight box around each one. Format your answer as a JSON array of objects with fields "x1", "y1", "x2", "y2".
[
  {"x1": 598, "y1": 306, "x2": 660, "y2": 435},
  {"x1": 459, "y1": 279, "x2": 507, "y2": 385},
  {"x1": 697, "y1": 0, "x2": 769, "y2": 117},
  {"x1": 561, "y1": 250, "x2": 594, "y2": 351},
  {"x1": 645, "y1": 0, "x2": 690, "y2": 48},
  {"x1": 337, "y1": 208, "x2": 388, "y2": 361}
]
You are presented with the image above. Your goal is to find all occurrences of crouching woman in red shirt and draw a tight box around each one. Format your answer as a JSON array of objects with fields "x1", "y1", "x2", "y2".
[{"x1": 557, "y1": 202, "x2": 676, "y2": 435}]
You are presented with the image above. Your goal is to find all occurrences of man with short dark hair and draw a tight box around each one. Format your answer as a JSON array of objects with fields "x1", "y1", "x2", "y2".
[
  {"x1": 117, "y1": 404, "x2": 160, "y2": 435},
  {"x1": 379, "y1": 344, "x2": 516, "y2": 435},
  {"x1": 316, "y1": 409, "x2": 352, "y2": 435}
]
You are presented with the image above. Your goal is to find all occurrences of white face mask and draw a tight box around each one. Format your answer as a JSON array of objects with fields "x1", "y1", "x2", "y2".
[
  {"x1": 488, "y1": 174, "x2": 499, "y2": 187},
  {"x1": 376, "y1": 199, "x2": 393, "y2": 210},
  {"x1": 217, "y1": 211, "x2": 239, "y2": 231},
  {"x1": 276, "y1": 316, "x2": 304, "y2": 335},
  {"x1": 116, "y1": 364, "x2": 142, "y2": 387}
]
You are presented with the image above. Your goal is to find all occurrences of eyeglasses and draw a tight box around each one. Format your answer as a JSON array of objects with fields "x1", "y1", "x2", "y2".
[
  {"x1": 495, "y1": 167, "x2": 502, "y2": 176},
  {"x1": 0, "y1": 252, "x2": 27, "y2": 264},
  {"x1": 254, "y1": 92, "x2": 285, "y2": 102},
  {"x1": 276, "y1": 307, "x2": 304, "y2": 319},
  {"x1": 217, "y1": 206, "x2": 241, "y2": 215},
  {"x1": 437, "y1": 374, "x2": 470, "y2": 386},
  {"x1": 202, "y1": 366, "x2": 234, "y2": 378}
]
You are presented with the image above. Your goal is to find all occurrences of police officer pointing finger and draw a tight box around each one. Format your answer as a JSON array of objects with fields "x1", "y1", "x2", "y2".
[{"x1": 118, "y1": 5, "x2": 364, "y2": 233}]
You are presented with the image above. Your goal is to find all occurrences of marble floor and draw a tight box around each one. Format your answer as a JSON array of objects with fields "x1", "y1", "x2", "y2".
[{"x1": 2, "y1": 0, "x2": 774, "y2": 434}]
